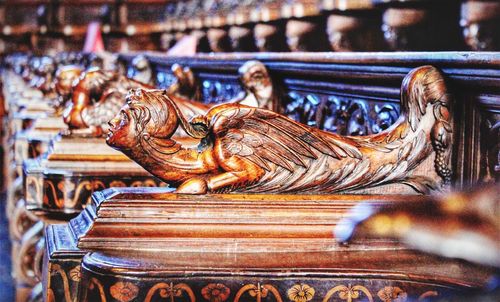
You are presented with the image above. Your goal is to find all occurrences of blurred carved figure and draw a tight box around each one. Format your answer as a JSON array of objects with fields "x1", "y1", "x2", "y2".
[
  {"x1": 207, "y1": 28, "x2": 232, "y2": 53},
  {"x1": 382, "y1": 8, "x2": 431, "y2": 51},
  {"x1": 63, "y1": 68, "x2": 153, "y2": 136},
  {"x1": 107, "y1": 66, "x2": 453, "y2": 195},
  {"x1": 52, "y1": 65, "x2": 83, "y2": 114},
  {"x1": 460, "y1": 0, "x2": 500, "y2": 51},
  {"x1": 131, "y1": 55, "x2": 154, "y2": 85},
  {"x1": 327, "y1": 14, "x2": 385, "y2": 52},
  {"x1": 286, "y1": 19, "x2": 328, "y2": 52},
  {"x1": 254, "y1": 23, "x2": 289, "y2": 52},
  {"x1": 167, "y1": 64, "x2": 203, "y2": 102},
  {"x1": 229, "y1": 26, "x2": 257, "y2": 52},
  {"x1": 336, "y1": 185, "x2": 500, "y2": 268}
]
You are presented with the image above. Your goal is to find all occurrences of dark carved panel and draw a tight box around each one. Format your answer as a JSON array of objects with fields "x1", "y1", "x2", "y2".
[
  {"x1": 283, "y1": 91, "x2": 400, "y2": 136},
  {"x1": 200, "y1": 78, "x2": 242, "y2": 104},
  {"x1": 156, "y1": 70, "x2": 178, "y2": 90}
]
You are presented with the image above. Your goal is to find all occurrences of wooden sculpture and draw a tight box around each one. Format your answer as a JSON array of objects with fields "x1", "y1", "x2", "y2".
[
  {"x1": 62, "y1": 68, "x2": 153, "y2": 136},
  {"x1": 51, "y1": 65, "x2": 83, "y2": 114},
  {"x1": 30, "y1": 56, "x2": 57, "y2": 96},
  {"x1": 107, "y1": 66, "x2": 453, "y2": 194},
  {"x1": 232, "y1": 60, "x2": 277, "y2": 110},
  {"x1": 336, "y1": 184, "x2": 500, "y2": 268}
]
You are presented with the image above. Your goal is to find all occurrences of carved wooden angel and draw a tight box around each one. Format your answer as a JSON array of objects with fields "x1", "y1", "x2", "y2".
[
  {"x1": 51, "y1": 65, "x2": 83, "y2": 114},
  {"x1": 107, "y1": 66, "x2": 453, "y2": 194}
]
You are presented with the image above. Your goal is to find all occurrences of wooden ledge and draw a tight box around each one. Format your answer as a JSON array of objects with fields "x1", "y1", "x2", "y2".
[{"x1": 69, "y1": 187, "x2": 428, "y2": 253}]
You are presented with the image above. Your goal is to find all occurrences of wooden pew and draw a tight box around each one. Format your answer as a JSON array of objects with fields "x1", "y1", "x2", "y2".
[{"x1": 41, "y1": 51, "x2": 499, "y2": 301}]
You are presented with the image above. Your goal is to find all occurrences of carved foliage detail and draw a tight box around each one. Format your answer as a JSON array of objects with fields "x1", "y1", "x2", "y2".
[
  {"x1": 323, "y1": 284, "x2": 373, "y2": 302},
  {"x1": 288, "y1": 283, "x2": 315, "y2": 302},
  {"x1": 284, "y1": 92, "x2": 400, "y2": 136},
  {"x1": 145, "y1": 282, "x2": 196, "y2": 302}
]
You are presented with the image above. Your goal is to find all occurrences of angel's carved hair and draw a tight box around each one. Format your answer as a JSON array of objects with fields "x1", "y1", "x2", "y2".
[{"x1": 126, "y1": 89, "x2": 178, "y2": 139}]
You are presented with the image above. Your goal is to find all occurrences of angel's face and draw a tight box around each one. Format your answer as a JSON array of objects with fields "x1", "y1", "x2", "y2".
[{"x1": 106, "y1": 104, "x2": 138, "y2": 150}]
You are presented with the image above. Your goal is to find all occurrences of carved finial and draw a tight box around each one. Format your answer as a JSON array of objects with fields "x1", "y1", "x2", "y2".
[
  {"x1": 460, "y1": 0, "x2": 500, "y2": 51},
  {"x1": 108, "y1": 66, "x2": 453, "y2": 195},
  {"x1": 254, "y1": 23, "x2": 288, "y2": 52},
  {"x1": 229, "y1": 26, "x2": 257, "y2": 52},
  {"x1": 207, "y1": 28, "x2": 232, "y2": 53},
  {"x1": 286, "y1": 19, "x2": 328, "y2": 52}
]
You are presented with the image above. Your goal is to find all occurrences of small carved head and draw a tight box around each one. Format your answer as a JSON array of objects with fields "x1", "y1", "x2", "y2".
[
  {"x1": 131, "y1": 55, "x2": 153, "y2": 85},
  {"x1": 107, "y1": 89, "x2": 179, "y2": 150},
  {"x1": 238, "y1": 60, "x2": 271, "y2": 94}
]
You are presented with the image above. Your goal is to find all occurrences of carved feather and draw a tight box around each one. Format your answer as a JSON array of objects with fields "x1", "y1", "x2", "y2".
[{"x1": 211, "y1": 106, "x2": 362, "y2": 173}]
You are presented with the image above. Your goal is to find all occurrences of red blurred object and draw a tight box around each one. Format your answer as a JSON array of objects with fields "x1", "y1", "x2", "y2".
[{"x1": 83, "y1": 22, "x2": 105, "y2": 53}]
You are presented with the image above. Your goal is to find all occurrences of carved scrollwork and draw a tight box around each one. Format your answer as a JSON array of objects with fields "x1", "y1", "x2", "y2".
[
  {"x1": 234, "y1": 283, "x2": 283, "y2": 302},
  {"x1": 16, "y1": 221, "x2": 44, "y2": 287},
  {"x1": 201, "y1": 79, "x2": 242, "y2": 104},
  {"x1": 284, "y1": 93, "x2": 400, "y2": 136},
  {"x1": 145, "y1": 282, "x2": 196, "y2": 302},
  {"x1": 107, "y1": 66, "x2": 453, "y2": 194},
  {"x1": 285, "y1": 92, "x2": 321, "y2": 127},
  {"x1": 323, "y1": 284, "x2": 373, "y2": 302},
  {"x1": 321, "y1": 97, "x2": 400, "y2": 136}
]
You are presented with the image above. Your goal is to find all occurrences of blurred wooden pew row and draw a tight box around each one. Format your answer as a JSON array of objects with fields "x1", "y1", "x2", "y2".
[{"x1": 0, "y1": 0, "x2": 499, "y2": 55}]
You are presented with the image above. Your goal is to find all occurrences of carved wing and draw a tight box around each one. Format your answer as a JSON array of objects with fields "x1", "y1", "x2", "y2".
[
  {"x1": 210, "y1": 105, "x2": 362, "y2": 172},
  {"x1": 81, "y1": 89, "x2": 124, "y2": 128}
]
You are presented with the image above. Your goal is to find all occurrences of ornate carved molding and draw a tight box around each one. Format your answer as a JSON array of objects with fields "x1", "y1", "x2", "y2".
[{"x1": 107, "y1": 65, "x2": 453, "y2": 194}]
